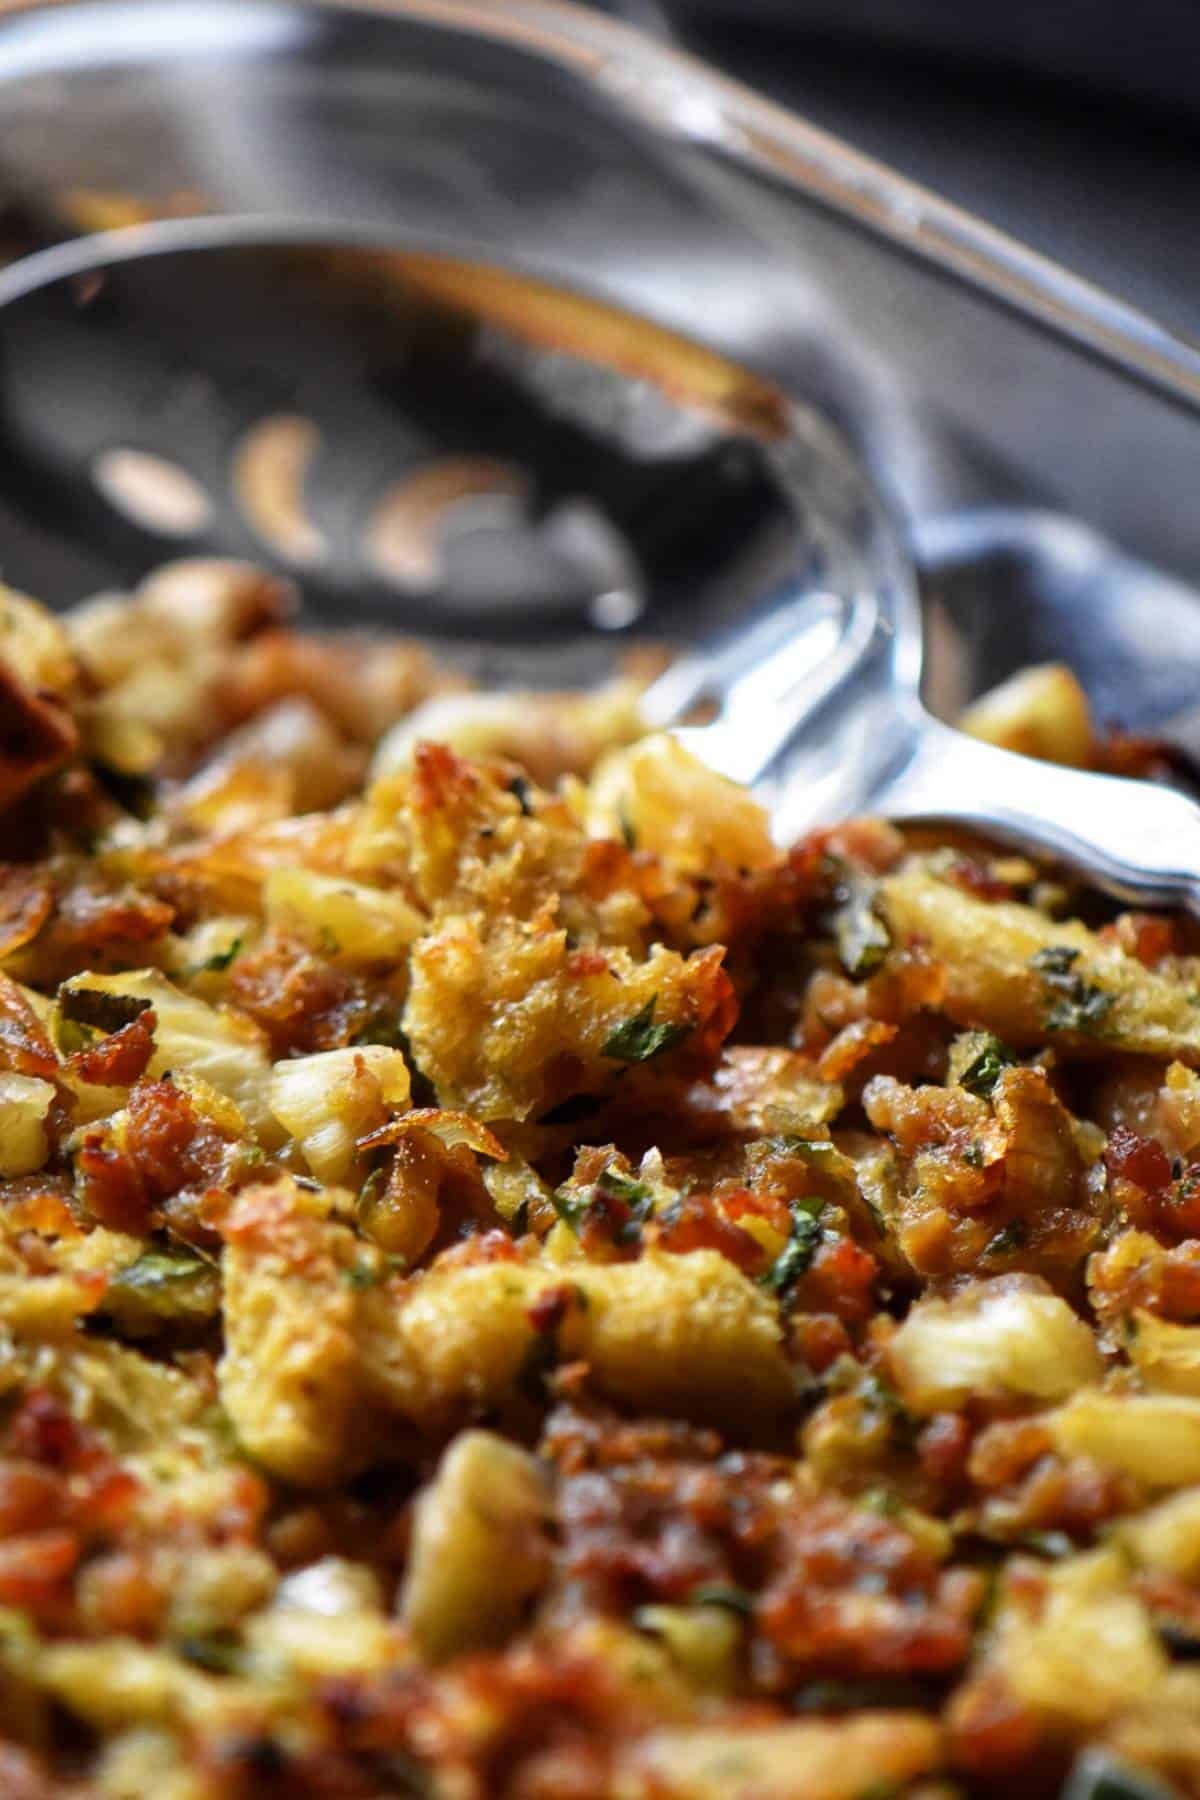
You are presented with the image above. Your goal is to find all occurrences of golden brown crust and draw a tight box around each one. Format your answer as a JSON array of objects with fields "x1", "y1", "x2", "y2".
[{"x1": 0, "y1": 571, "x2": 1198, "y2": 1797}]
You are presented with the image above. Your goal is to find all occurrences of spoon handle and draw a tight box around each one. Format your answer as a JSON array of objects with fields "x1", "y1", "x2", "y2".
[{"x1": 877, "y1": 710, "x2": 1200, "y2": 914}]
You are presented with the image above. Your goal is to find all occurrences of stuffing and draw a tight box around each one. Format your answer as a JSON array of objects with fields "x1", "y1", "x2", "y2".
[{"x1": 0, "y1": 565, "x2": 1196, "y2": 1797}]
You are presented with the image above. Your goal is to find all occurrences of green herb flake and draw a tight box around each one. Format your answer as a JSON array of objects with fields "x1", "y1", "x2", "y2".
[
  {"x1": 860, "y1": 1192, "x2": 888, "y2": 1238},
  {"x1": 859, "y1": 1486, "x2": 904, "y2": 1518},
  {"x1": 1030, "y1": 946, "x2": 1115, "y2": 1036},
  {"x1": 763, "y1": 1136, "x2": 858, "y2": 1202},
  {"x1": 985, "y1": 1219, "x2": 1027, "y2": 1259},
  {"x1": 959, "y1": 1034, "x2": 1017, "y2": 1101},
  {"x1": 177, "y1": 1631, "x2": 243, "y2": 1675},
  {"x1": 345, "y1": 1262, "x2": 380, "y2": 1290},
  {"x1": 855, "y1": 1372, "x2": 915, "y2": 1448},
  {"x1": 828, "y1": 869, "x2": 891, "y2": 978},
  {"x1": 768, "y1": 1134, "x2": 838, "y2": 1167},
  {"x1": 553, "y1": 1162, "x2": 654, "y2": 1242},
  {"x1": 595, "y1": 1165, "x2": 652, "y2": 1208},
  {"x1": 102, "y1": 1248, "x2": 219, "y2": 1333},
  {"x1": 508, "y1": 774, "x2": 534, "y2": 817},
  {"x1": 357, "y1": 1165, "x2": 388, "y2": 1214},
  {"x1": 516, "y1": 1329, "x2": 558, "y2": 1405},
  {"x1": 1030, "y1": 945, "x2": 1081, "y2": 976},
  {"x1": 1019, "y1": 1529, "x2": 1073, "y2": 1560},
  {"x1": 602, "y1": 996, "x2": 690, "y2": 1063},
  {"x1": 1046, "y1": 981, "x2": 1115, "y2": 1035},
  {"x1": 688, "y1": 1583, "x2": 754, "y2": 1615},
  {"x1": 189, "y1": 935, "x2": 243, "y2": 976},
  {"x1": 760, "y1": 1199, "x2": 824, "y2": 1298},
  {"x1": 551, "y1": 1187, "x2": 590, "y2": 1234}
]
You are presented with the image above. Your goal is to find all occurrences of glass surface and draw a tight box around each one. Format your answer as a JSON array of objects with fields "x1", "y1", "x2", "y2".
[{"x1": 1, "y1": 0, "x2": 1200, "y2": 721}]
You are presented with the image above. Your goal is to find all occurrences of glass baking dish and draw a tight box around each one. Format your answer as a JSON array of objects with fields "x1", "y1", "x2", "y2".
[{"x1": 1, "y1": 0, "x2": 1199, "y2": 728}]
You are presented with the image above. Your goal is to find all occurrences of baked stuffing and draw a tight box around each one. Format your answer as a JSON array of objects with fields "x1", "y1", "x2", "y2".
[{"x1": 0, "y1": 559, "x2": 1196, "y2": 1799}]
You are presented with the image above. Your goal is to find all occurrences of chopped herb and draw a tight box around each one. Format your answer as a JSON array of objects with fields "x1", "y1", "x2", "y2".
[
  {"x1": 595, "y1": 1165, "x2": 652, "y2": 1208},
  {"x1": 508, "y1": 773, "x2": 534, "y2": 817},
  {"x1": 1046, "y1": 980, "x2": 1115, "y2": 1034},
  {"x1": 959, "y1": 1034, "x2": 1017, "y2": 1100},
  {"x1": 858, "y1": 1372, "x2": 915, "y2": 1447},
  {"x1": 985, "y1": 1219, "x2": 1027, "y2": 1258},
  {"x1": 553, "y1": 1163, "x2": 654, "y2": 1243},
  {"x1": 963, "y1": 1143, "x2": 985, "y2": 1169},
  {"x1": 356, "y1": 1165, "x2": 388, "y2": 1217},
  {"x1": 1018, "y1": 1528, "x2": 1073, "y2": 1559},
  {"x1": 860, "y1": 1192, "x2": 888, "y2": 1237},
  {"x1": 602, "y1": 996, "x2": 690, "y2": 1063},
  {"x1": 101, "y1": 1248, "x2": 219, "y2": 1333},
  {"x1": 688, "y1": 1583, "x2": 753, "y2": 1615},
  {"x1": 760, "y1": 1199, "x2": 824, "y2": 1298},
  {"x1": 344, "y1": 1255, "x2": 405, "y2": 1289},
  {"x1": 551, "y1": 1187, "x2": 590, "y2": 1233},
  {"x1": 767, "y1": 1134, "x2": 837, "y2": 1166},
  {"x1": 618, "y1": 807, "x2": 637, "y2": 851},
  {"x1": 1030, "y1": 945, "x2": 1081, "y2": 976},
  {"x1": 58, "y1": 984, "x2": 152, "y2": 1035},
  {"x1": 177, "y1": 1631, "x2": 243, "y2": 1674},
  {"x1": 762, "y1": 1136, "x2": 858, "y2": 1203},
  {"x1": 828, "y1": 869, "x2": 890, "y2": 978},
  {"x1": 187, "y1": 935, "x2": 243, "y2": 976},
  {"x1": 317, "y1": 925, "x2": 342, "y2": 957},
  {"x1": 1030, "y1": 946, "x2": 1115, "y2": 1035},
  {"x1": 859, "y1": 1486, "x2": 903, "y2": 1517},
  {"x1": 516, "y1": 1328, "x2": 557, "y2": 1405},
  {"x1": 53, "y1": 1016, "x2": 95, "y2": 1057}
]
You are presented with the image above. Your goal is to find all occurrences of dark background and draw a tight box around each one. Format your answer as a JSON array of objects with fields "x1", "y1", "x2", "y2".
[
  {"x1": 601, "y1": 0, "x2": 1200, "y2": 343},
  {"x1": 2, "y1": 0, "x2": 1198, "y2": 725}
]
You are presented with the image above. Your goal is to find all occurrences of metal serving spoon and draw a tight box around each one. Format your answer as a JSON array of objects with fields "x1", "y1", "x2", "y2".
[{"x1": 2, "y1": 222, "x2": 1200, "y2": 912}]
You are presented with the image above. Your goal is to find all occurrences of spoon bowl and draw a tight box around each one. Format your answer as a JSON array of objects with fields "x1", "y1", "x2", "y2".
[{"x1": 0, "y1": 221, "x2": 828, "y2": 686}]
